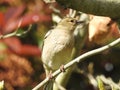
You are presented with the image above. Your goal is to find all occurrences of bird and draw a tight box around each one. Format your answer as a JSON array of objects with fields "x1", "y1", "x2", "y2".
[{"x1": 41, "y1": 17, "x2": 81, "y2": 76}]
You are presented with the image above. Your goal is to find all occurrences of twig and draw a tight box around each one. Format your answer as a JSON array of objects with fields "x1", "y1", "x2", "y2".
[
  {"x1": 0, "y1": 18, "x2": 22, "y2": 39},
  {"x1": 32, "y1": 38, "x2": 120, "y2": 90},
  {"x1": 0, "y1": 24, "x2": 32, "y2": 39},
  {"x1": 0, "y1": 18, "x2": 32, "y2": 39},
  {"x1": 0, "y1": 80, "x2": 4, "y2": 90},
  {"x1": 43, "y1": 0, "x2": 56, "y2": 3},
  {"x1": 16, "y1": 24, "x2": 32, "y2": 36},
  {"x1": 68, "y1": 9, "x2": 77, "y2": 18},
  {"x1": 97, "y1": 75, "x2": 120, "y2": 89},
  {"x1": 97, "y1": 76, "x2": 105, "y2": 90}
]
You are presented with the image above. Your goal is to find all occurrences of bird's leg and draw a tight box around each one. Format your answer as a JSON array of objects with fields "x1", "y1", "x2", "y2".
[
  {"x1": 47, "y1": 70, "x2": 53, "y2": 80},
  {"x1": 60, "y1": 65, "x2": 66, "y2": 72},
  {"x1": 43, "y1": 64, "x2": 54, "y2": 79},
  {"x1": 44, "y1": 71, "x2": 55, "y2": 90}
]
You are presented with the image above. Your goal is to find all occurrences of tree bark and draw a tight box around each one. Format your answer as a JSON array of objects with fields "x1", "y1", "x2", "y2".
[{"x1": 56, "y1": 0, "x2": 120, "y2": 18}]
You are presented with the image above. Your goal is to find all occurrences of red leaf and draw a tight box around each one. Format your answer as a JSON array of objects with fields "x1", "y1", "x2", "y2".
[
  {"x1": 20, "y1": 13, "x2": 52, "y2": 26},
  {"x1": 4, "y1": 4, "x2": 26, "y2": 21},
  {"x1": 3, "y1": 13, "x2": 51, "y2": 34},
  {"x1": 19, "y1": 45, "x2": 41, "y2": 56},
  {"x1": 0, "y1": 12, "x2": 6, "y2": 32},
  {"x1": 3, "y1": 37, "x2": 41, "y2": 56}
]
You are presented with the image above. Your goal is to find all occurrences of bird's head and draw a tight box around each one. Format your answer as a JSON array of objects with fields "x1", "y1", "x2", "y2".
[{"x1": 56, "y1": 17, "x2": 83, "y2": 31}]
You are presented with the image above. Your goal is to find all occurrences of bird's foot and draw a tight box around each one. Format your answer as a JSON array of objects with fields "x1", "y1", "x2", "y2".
[
  {"x1": 48, "y1": 71, "x2": 53, "y2": 80},
  {"x1": 60, "y1": 65, "x2": 65, "y2": 72}
]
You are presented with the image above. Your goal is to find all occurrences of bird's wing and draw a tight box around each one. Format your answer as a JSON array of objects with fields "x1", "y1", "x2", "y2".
[
  {"x1": 42, "y1": 30, "x2": 53, "y2": 51},
  {"x1": 44, "y1": 30, "x2": 53, "y2": 39}
]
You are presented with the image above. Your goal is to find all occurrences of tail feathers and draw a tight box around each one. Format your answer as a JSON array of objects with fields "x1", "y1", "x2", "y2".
[{"x1": 44, "y1": 80, "x2": 54, "y2": 90}]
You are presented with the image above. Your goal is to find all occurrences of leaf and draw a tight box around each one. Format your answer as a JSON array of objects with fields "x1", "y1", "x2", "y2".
[
  {"x1": 88, "y1": 15, "x2": 120, "y2": 45},
  {"x1": 0, "y1": 12, "x2": 5, "y2": 30},
  {"x1": 3, "y1": 37, "x2": 41, "y2": 56},
  {"x1": 97, "y1": 76, "x2": 105, "y2": 90}
]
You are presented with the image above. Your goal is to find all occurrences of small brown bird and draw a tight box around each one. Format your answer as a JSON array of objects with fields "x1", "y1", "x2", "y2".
[{"x1": 42, "y1": 17, "x2": 80, "y2": 76}]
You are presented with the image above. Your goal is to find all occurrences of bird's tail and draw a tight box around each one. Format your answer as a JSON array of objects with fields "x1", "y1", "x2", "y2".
[{"x1": 44, "y1": 79, "x2": 54, "y2": 90}]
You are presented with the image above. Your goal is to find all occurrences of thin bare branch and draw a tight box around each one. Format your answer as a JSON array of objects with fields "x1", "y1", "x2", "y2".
[
  {"x1": 0, "y1": 24, "x2": 32, "y2": 39},
  {"x1": 97, "y1": 75, "x2": 120, "y2": 89},
  {"x1": 32, "y1": 38, "x2": 120, "y2": 90}
]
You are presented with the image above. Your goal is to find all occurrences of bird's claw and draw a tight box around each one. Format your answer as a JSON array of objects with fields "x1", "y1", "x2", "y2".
[
  {"x1": 60, "y1": 65, "x2": 65, "y2": 72},
  {"x1": 48, "y1": 71, "x2": 53, "y2": 80}
]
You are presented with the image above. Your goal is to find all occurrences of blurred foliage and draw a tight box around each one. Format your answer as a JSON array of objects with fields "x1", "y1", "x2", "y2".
[
  {"x1": 0, "y1": 0, "x2": 68, "y2": 90},
  {"x1": 0, "y1": 0, "x2": 52, "y2": 89},
  {"x1": 0, "y1": 0, "x2": 120, "y2": 90}
]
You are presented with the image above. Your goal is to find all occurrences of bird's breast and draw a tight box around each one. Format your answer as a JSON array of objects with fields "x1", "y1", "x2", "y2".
[{"x1": 42, "y1": 30, "x2": 74, "y2": 70}]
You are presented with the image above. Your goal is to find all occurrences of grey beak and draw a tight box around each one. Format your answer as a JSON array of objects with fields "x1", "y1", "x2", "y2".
[{"x1": 76, "y1": 20, "x2": 85, "y2": 24}]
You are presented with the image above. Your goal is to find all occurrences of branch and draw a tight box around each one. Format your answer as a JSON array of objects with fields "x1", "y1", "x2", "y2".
[
  {"x1": 97, "y1": 75, "x2": 120, "y2": 89},
  {"x1": 32, "y1": 38, "x2": 120, "y2": 90},
  {"x1": 56, "y1": 0, "x2": 120, "y2": 18},
  {"x1": 0, "y1": 81, "x2": 4, "y2": 90},
  {"x1": 0, "y1": 24, "x2": 32, "y2": 39}
]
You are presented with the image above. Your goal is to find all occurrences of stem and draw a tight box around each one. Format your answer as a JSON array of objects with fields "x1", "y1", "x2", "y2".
[{"x1": 32, "y1": 38, "x2": 120, "y2": 90}]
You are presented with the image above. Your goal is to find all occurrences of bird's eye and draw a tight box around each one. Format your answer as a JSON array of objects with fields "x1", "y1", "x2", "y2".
[{"x1": 70, "y1": 19, "x2": 75, "y2": 23}]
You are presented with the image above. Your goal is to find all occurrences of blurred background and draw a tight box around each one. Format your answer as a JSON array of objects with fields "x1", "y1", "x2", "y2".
[{"x1": 0, "y1": 0, "x2": 120, "y2": 90}]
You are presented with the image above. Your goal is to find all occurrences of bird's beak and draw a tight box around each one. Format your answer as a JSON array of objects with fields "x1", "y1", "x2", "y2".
[{"x1": 76, "y1": 20, "x2": 85, "y2": 25}]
